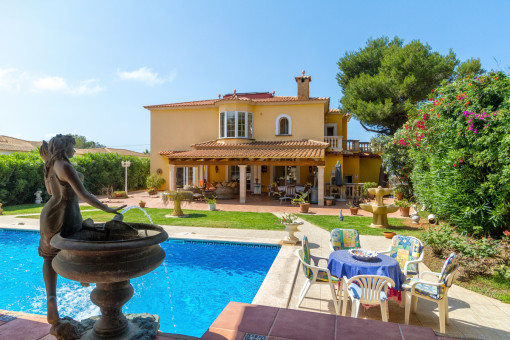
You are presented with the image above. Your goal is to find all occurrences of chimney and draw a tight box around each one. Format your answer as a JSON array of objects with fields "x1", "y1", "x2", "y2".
[{"x1": 295, "y1": 70, "x2": 311, "y2": 100}]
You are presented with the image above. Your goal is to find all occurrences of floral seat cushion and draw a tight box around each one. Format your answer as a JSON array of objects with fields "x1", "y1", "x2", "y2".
[
  {"x1": 302, "y1": 236, "x2": 340, "y2": 283},
  {"x1": 389, "y1": 235, "x2": 423, "y2": 274},
  {"x1": 330, "y1": 228, "x2": 361, "y2": 251},
  {"x1": 402, "y1": 278, "x2": 445, "y2": 300}
]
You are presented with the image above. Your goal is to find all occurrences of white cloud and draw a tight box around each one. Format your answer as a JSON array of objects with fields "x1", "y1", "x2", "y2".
[
  {"x1": 0, "y1": 67, "x2": 104, "y2": 95},
  {"x1": 0, "y1": 68, "x2": 28, "y2": 91},
  {"x1": 32, "y1": 76, "x2": 68, "y2": 91},
  {"x1": 32, "y1": 77, "x2": 104, "y2": 95},
  {"x1": 117, "y1": 67, "x2": 175, "y2": 86},
  {"x1": 71, "y1": 79, "x2": 104, "y2": 95}
]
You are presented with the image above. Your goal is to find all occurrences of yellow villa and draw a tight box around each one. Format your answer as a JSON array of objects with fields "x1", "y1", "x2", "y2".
[{"x1": 145, "y1": 71, "x2": 382, "y2": 206}]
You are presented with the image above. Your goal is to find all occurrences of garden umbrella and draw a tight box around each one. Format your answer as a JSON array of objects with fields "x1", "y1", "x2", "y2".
[{"x1": 334, "y1": 161, "x2": 343, "y2": 186}]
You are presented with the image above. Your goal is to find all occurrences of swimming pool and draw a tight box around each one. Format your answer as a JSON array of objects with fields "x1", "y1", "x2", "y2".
[{"x1": 0, "y1": 229, "x2": 280, "y2": 337}]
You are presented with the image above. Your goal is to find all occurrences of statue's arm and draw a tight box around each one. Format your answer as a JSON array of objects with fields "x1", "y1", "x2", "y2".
[{"x1": 55, "y1": 161, "x2": 124, "y2": 214}]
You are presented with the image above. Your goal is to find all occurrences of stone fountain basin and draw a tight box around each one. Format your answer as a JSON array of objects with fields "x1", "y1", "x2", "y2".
[
  {"x1": 360, "y1": 204, "x2": 399, "y2": 214},
  {"x1": 50, "y1": 223, "x2": 168, "y2": 284}
]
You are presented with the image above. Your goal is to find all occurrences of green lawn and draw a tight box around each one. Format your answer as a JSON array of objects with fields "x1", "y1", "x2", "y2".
[
  {"x1": 1, "y1": 203, "x2": 95, "y2": 215},
  {"x1": 298, "y1": 214, "x2": 423, "y2": 237},
  {"x1": 79, "y1": 208, "x2": 282, "y2": 230}
]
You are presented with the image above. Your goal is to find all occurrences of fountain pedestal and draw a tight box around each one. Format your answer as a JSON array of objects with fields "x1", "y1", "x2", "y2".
[
  {"x1": 359, "y1": 186, "x2": 399, "y2": 228},
  {"x1": 50, "y1": 222, "x2": 168, "y2": 340}
]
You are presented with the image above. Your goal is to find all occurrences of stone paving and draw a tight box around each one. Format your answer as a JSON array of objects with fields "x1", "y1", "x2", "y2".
[{"x1": 0, "y1": 197, "x2": 509, "y2": 339}]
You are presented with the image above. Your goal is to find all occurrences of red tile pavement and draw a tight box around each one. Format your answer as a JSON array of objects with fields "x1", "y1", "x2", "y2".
[
  {"x1": 0, "y1": 317, "x2": 51, "y2": 340},
  {"x1": 88, "y1": 190, "x2": 404, "y2": 218},
  {"x1": 201, "y1": 302, "x2": 439, "y2": 340}
]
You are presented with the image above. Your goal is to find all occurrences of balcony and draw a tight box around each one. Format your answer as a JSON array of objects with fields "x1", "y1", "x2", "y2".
[
  {"x1": 325, "y1": 137, "x2": 379, "y2": 153},
  {"x1": 324, "y1": 136, "x2": 343, "y2": 151}
]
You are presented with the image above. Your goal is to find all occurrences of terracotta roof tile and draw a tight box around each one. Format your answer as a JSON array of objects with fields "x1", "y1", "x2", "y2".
[
  {"x1": 191, "y1": 139, "x2": 329, "y2": 149},
  {"x1": 144, "y1": 96, "x2": 329, "y2": 109},
  {"x1": 0, "y1": 135, "x2": 41, "y2": 152},
  {"x1": 160, "y1": 139, "x2": 327, "y2": 159},
  {"x1": 160, "y1": 148, "x2": 324, "y2": 159}
]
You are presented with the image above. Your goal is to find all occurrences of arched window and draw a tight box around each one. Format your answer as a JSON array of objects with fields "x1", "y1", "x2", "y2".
[{"x1": 276, "y1": 114, "x2": 292, "y2": 135}]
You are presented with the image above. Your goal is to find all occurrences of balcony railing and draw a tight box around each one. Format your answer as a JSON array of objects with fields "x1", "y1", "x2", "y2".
[
  {"x1": 325, "y1": 137, "x2": 379, "y2": 153},
  {"x1": 324, "y1": 136, "x2": 343, "y2": 151}
]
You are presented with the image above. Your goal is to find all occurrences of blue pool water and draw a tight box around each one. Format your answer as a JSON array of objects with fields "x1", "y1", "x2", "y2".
[{"x1": 0, "y1": 229, "x2": 280, "y2": 337}]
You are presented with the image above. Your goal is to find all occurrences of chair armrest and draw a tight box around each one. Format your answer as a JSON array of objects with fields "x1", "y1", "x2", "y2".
[
  {"x1": 310, "y1": 254, "x2": 330, "y2": 266},
  {"x1": 403, "y1": 258, "x2": 424, "y2": 275},
  {"x1": 329, "y1": 243, "x2": 335, "y2": 253},
  {"x1": 419, "y1": 271, "x2": 441, "y2": 279}
]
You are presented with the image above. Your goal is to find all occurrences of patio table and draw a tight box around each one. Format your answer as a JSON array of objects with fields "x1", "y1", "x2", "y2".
[{"x1": 327, "y1": 250, "x2": 405, "y2": 290}]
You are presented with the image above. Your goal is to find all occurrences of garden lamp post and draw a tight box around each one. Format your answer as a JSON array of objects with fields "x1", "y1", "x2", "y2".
[{"x1": 121, "y1": 160, "x2": 131, "y2": 196}]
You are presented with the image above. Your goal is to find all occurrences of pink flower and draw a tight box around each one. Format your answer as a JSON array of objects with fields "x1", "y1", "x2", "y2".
[
  {"x1": 453, "y1": 164, "x2": 456, "y2": 167},
  {"x1": 459, "y1": 159, "x2": 463, "y2": 163},
  {"x1": 504, "y1": 230, "x2": 510, "y2": 236}
]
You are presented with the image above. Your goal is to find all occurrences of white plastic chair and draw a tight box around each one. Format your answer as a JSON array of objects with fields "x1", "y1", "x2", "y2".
[
  {"x1": 378, "y1": 235, "x2": 424, "y2": 277},
  {"x1": 279, "y1": 185, "x2": 296, "y2": 205},
  {"x1": 341, "y1": 275, "x2": 395, "y2": 322},
  {"x1": 404, "y1": 253, "x2": 459, "y2": 334},
  {"x1": 295, "y1": 236, "x2": 341, "y2": 314}
]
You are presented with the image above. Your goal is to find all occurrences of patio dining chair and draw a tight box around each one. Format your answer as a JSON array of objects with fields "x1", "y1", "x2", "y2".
[
  {"x1": 295, "y1": 236, "x2": 341, "y2": 314},
  {"x1": 329, "y1": 228, "x2": 361, "y2": 252},
  {"x1": 279, "y1": 185, "x2": 296, "y2": 205},
  {"x1": 378, "y1": 235, "x2": 424, "y2": 277},
  {"x1": 341, "y1": 274, "x2": 395, "y2": 321},
  {"x1": 403, "y1": 253, "x2": 459, "y2": 334}
]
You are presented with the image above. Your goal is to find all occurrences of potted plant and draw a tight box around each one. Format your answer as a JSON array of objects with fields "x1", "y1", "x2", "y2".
[
  {"x1": 393, "y1": 186, "x2": 404, "y2": 200},
  {"x1": 146, "y1": 174, "x2": 166, "y2": 195},
  {"x1": 278, "y1": 213, "x2": 303, "y2": 244},
  {"x1": 204, "y1": 196, "x2": 217, "y2": 211},
  {"x1": 346, "y1": 201, "x2": 359, "y2": 215},
  {"x1": 139, "y1": 200, "x2": 146, "y2": 208},
  {"x1": 395, "y1": 199, "x2": 411, "y2": 217},
  {"x1": 291, "y1": 192, "x2": 310, "y2": 213},
  {"x1": 362, "y1": 182, "x2": 378, "y2": 200},
  {"x1": 113, "y1": 191, "x2": 128, "y2": 198}
]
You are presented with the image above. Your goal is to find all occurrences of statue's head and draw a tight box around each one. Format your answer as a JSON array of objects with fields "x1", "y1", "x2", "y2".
[{"x1": 41, "y1": 134, "x2": 76, "y2": 161}]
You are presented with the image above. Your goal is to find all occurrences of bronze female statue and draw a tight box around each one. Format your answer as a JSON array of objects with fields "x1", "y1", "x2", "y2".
[{"x1": 39, "y1": 134, "x2": 124, "y2": 326}]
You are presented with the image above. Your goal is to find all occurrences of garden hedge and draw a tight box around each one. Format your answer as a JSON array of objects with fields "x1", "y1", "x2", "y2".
[{"x1": 0, "y1": 151, "x2": 150, "y2": 205}]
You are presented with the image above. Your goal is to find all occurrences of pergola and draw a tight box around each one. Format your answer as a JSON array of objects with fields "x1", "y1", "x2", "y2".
[{"x1": 160, "y1": 139, "x2": 329, "y2": 206}]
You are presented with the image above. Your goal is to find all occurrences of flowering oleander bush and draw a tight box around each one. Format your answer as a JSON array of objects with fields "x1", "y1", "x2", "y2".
[{"x1": 392, "y1": 72, "x2": 510, "y2": 236}]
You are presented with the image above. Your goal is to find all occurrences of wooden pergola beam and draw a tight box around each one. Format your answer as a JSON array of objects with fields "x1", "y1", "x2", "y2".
[{"x1": 165, "y1": 159, "x2": 325, "y2": 166}]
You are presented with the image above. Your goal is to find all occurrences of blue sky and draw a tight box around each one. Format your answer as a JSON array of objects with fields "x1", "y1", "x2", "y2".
[{"x1": 1, "y1": 1, "x2": 508, "y2": 153}]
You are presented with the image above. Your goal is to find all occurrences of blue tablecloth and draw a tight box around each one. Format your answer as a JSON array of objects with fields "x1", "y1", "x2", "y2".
[{"x1": 327, "y1": 250, "x2": 406, "y2": 290}]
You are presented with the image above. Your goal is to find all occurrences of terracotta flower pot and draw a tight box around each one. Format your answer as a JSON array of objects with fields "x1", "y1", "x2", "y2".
[
  {"x1": 400, "y1": 206, "x2": 410, "y2": 217},
  {"x1": 383, "y1": 231, "x2": 396, "y2": 239},
  {"x1": 300, "y1": 203, "x2": 310, "y2": 213},
  {"x1": 349, "y1": 207, "x2": 359, "y2": 215},
  {"x1": 326, "y1": 199, "x2": 333, "y2": 206},
  {"x1": 139, "y1": 202, "x2": 146, "y2": 208}
]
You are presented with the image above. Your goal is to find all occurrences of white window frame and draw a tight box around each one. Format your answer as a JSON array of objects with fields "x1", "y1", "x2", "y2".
[
  {"x1": 219, "y1": 111, "x2": 253, "y2": 139},
  {"x1": 276, "y1": 114, "x2": 292, "y2": 136},
  {"x1": 324, "y1": 123, "x2": 337, "y2": 136}
]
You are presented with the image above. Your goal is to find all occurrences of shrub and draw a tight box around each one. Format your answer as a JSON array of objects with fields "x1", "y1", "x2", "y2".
[
  {"x1": 0, "y1": 151, "x2": 47, "y2": 205},
  {"x1": 0, "y1": 151, "x2": 149, "y2": 205},
  {"x1": 146, "y1": 174, "x2": 165, "y2": 190},
  {"x1": 361, "y1": 182, "x2": 378, "y2": 197},
  {"x1": 73, "y1": 153, "x2": 150, "y2": 194},
  {"x1": 393, "y1": 72, "x2": 510, "y2": 236}
]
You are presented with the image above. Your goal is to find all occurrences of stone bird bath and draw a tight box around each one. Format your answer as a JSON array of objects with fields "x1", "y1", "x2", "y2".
[{"x1": 359, "y1": 186, "x2": 398, "y2": 228}]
